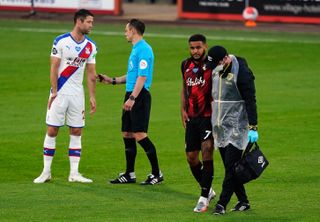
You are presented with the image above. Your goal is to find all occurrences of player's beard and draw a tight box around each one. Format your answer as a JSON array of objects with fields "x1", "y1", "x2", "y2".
[
  {"x1": 82, "y1": 30, "x2": 90, "y2": 35},
  {"x1": 81, "y1": 27, "x2": 91, "y2": 35},
  {"x1": 192, "y1": 51, "x2": 206, "y2": 62}
]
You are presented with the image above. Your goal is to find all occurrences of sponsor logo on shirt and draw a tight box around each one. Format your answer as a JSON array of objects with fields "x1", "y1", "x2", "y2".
[
  {"x1": 139, "y1": 59, "x2": 148, "y2": 70},
  {"x1": 186, "y1": 77, "x2": 205, "y2": 87},
  {"x1": 67, "y1": 57, "x2": 86, "y2": 67}
]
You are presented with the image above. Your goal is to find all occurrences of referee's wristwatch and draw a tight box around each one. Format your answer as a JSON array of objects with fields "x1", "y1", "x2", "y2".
[
  {"x1": 248, "y1": 125, "x2": 258, "y2": 131},
  {"x1": 129, "y1": 95, "x2": 135, "y2": 101},
  {"x1": 112, "y1": 77, "x2": 116, "y2": 85}
]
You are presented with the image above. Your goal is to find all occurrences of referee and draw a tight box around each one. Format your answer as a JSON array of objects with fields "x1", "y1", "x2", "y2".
[{"x1": 98, "y1": 19, "x2": 163, "y2": 185}]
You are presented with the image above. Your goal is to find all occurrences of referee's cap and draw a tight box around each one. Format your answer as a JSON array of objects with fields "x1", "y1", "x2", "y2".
[{"x1": 206, "y1": 45, "x2": 228, "y2": 69}]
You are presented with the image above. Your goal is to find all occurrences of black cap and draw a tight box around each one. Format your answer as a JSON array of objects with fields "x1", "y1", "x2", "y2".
[{"x1": 206, "y1": 45, "x2": 228, "y2": 69}]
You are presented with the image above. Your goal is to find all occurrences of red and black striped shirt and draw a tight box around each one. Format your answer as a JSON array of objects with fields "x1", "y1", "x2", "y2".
[{"x1": 181, "y1": 58, "x2": 212, "y2": 118}]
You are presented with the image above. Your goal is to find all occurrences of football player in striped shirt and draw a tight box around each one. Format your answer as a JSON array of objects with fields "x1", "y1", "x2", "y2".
[
  {"x1": 181, "y1": 34, "x2": 215, "y2": 212},
  {"x1": 34, "y1": 9, "x2": 97, "y2": 183}
]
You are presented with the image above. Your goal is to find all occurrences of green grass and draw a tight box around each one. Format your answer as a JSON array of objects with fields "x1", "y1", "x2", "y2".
[{"x1": 0, "y1": 19, "x2": 319, "y2": 221}]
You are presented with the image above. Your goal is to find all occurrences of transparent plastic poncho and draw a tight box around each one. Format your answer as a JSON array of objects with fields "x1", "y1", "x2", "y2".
[{"x1": 211, "y1": 56, "x2": 249, "y2": 150}]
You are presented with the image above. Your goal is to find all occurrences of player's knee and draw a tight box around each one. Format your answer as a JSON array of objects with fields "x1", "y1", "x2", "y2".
[
  {"x1": 201, "y1": 141, "x2": 213, "y2": 160},
  {"x1": 122, "y1": 132, "x2": 134, "y2": 138},
  {"x1": 186, "y1": 152, "x2": 199, "y2": 166},
  {"x1": 47, "y1": 126, "x2": 59, "y2": 137},
  {"x1": 134, "y1": 132, "x2": 147, "y2": 141},
  {"x1": 70, "y1": 127, "x2": 82, "y2": 136},
  {"x1": 187, "y1": 158, "x2": 200, "y2": 167}
]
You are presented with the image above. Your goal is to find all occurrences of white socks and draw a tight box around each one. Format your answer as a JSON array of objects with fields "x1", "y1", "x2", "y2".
[
  {"x1": 43, "y1": 134, "x2": 56, "y2": 173},
  {"x1": 41, "y1": 134, "x2": 82, "y2": 175},
  {"x1": 69, "y1": 135, "x2": 82, "y2": 175}
]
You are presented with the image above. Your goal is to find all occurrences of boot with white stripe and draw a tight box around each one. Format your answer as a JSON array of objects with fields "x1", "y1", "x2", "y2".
[
  {"x1": 110, "y1": 172, "x2": 136, "y2": 184},
  {"x1": 140, "y1": 171, "x2": 164, "y2": 185}
]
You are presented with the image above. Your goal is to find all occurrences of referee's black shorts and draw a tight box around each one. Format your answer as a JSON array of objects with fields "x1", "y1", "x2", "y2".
[
  {"x1": 185, "y1": 116, "x2": 213, "y2": 152},
  {"x1": 122, "y1": 88, "x2": 151, "y2": 133}
]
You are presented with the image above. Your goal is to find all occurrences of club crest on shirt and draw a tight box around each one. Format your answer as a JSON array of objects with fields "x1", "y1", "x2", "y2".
[
  {"x1": 192, "y1": 68, "x2": 199, "y2": 73},
  {"x1": 75, "y1": 46, "x2": 81, "y2": 52},
  {"x1": 139, "y1": 59, "x2": 148, "y2": 70}
]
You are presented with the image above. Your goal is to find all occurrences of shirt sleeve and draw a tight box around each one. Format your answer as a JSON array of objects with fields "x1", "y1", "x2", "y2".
[
  {"x1": 237, "y1": 58, "x2": 258, "y2": 126},
  {"x1": 181, "y1": 59, "x2": 188, "y2": 76},
  {"x1": 50, "y1": 39, "x2": 62, "y2": 59},
  {"x1": 137, "y1": 48, "x2": 152, "y2": 77},
  {"x1": 87, "y1": 43, "x2": 97, "y2": 64}
]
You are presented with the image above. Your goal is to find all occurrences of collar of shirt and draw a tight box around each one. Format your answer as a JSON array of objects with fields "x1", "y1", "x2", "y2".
[{"x1": 133, "y1": 39, "x2": 145, "y2": 49}]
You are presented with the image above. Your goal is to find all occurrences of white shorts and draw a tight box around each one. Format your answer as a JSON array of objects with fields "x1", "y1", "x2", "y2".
[{"x1": 46, "y1": 93, "x2": 85, "y2": 128}]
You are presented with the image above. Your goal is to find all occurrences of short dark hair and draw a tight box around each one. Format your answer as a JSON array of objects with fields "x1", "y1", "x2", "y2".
[
  {"x1": 188, "y1": 34, "x2": 206, "y2": 43},
  {"x1": 128, "y1": 19, "x2": 145, "y2": 35},
  {"x1": 74, "y1": 9, "x2": 94, "y2": 24}
]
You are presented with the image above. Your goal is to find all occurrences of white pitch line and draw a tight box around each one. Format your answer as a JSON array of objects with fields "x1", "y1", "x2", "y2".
[{"x1": 1, "y1": 27, "x2": 319, "y2": 44}]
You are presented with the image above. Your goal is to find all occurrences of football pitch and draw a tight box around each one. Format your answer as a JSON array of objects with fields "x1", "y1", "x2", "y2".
[{"x1": 0, "y1": 19, "x2": 319, "y2": 221}]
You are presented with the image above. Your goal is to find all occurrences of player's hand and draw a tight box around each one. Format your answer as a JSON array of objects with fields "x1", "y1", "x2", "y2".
[
  {"x1": 89, "y1": 96, "x2": 96, "y2": 115},
  {"x1": 123, "y1": 99, "x2": 135, "y2": 111},
  {"x1": 248, "y1": 130, "x2": 258, "y2": 143},
  {"x1": 181, "y1": 110, "x2": 189, "y2": 128},
  {"x1": 48, "y1": 92, "x2": 57, "y2": 110},
  {"x1": 97, "y1": 74, "x2": 112, "y2": 84}
]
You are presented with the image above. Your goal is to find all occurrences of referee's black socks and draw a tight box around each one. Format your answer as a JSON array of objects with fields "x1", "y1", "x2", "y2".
[
  {"x1": 138, "y1": 137, "x2": 160, "y2": 177},
  {"x1": 123, "y1": 138, "x2": 137, "y2": 174}
]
